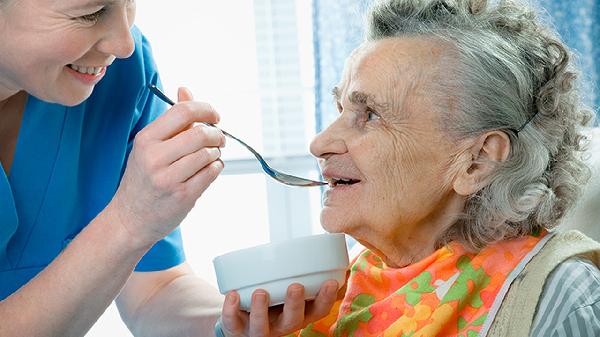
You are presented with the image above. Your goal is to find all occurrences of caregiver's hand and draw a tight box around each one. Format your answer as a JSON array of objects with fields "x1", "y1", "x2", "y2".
[
  {"x1": 220, "y1": 280, "x2": 339, "y2": 337},
  {"x1": 109, "y1": 87, "x2": 225, "y2": 247}
]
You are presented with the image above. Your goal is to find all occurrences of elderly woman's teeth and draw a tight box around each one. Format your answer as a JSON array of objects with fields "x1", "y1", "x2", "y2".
[
  {"x1": 69, "y1": 64, "x2": 102, "y2": 75},
  {"x1": 329, "y1": 177, "x2": 359, "y2": 187}
]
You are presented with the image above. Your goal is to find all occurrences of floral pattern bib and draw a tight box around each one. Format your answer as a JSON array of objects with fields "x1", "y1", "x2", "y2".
[{"x1": 291, "y1": 232, "x2": 549, "y2": 337}]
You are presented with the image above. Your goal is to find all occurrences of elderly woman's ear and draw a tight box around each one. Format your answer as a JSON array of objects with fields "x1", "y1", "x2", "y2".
[{"x1": 452, "y1": 131, "x2": 511, "y2": 196}]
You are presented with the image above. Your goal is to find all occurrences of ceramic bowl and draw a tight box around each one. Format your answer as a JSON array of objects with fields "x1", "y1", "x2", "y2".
[{"x1": 213, "y1": 233, "x2": 349, "y2": 310}]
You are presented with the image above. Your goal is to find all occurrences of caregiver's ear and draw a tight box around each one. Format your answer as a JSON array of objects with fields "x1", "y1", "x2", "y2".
[{"x1": 453, "y1": 131, "x2": 511, "y2": 196}]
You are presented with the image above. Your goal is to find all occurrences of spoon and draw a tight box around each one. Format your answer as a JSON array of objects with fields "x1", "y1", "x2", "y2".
[{"x1": 147, "y1": 84, "x2": 327, "y2": 187}]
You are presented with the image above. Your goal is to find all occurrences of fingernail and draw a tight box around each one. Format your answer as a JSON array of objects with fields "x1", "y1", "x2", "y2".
[
  {"x1": 226, "y1": 292, "x2": 237, "y2": 305},
  {"x1": 254, "y1": 291, "x2": 267, "y2": 305},
  {"x1": 289, "y1": 285, "x2": 303, "y2": 299},
  {"x1": 326, "y1": 282, "x2": 338, "y2": 296}
]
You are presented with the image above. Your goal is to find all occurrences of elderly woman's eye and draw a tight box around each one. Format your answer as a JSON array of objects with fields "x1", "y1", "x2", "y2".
[
  {"x1": 367, "y1": 108, "x2": 381, "y2": 122},
  {"x1": 78, "y1": 7, "x2": 107, "y2": 23},
  {"x1": 336, "y1": 101, "x2": 343, "y2": 113}
]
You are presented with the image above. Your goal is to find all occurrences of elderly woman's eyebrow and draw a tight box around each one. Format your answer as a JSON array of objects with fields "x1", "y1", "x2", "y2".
[
  {"x1": 331, "y1": 87, "x2": 388, "y2": 112},
  {"x1": 331, "y1": 87, "x2": 341, "y2": 101}
]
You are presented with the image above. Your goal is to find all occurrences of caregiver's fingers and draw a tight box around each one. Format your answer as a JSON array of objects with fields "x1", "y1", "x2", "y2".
[
  {"x1": 221, "y1": 292, "x2": 247, "y2": 337},
  {"x1": 169, "y1": 147, "x2": 221, "y2": 183},
  {"x1": 303, "y1": 280, "x2": 339, "y2": 323},
  {"x1": 249, "y1": 290, "x2": 271, "y2": 337},
  {"x1": 271, "y1": 284, "x2": 306, "y2": 336},
  {"x1": 160, "y1": 124, "x2": 225, "y2": 164},
  {"x1": 140, "y1": 101, "x2": 220, "y2": 142},
  {"x1": 182, "y1": 159, "x2": 223, "y2": 197}
]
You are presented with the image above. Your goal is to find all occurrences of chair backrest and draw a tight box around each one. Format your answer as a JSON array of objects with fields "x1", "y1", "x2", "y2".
[{"x1": 561, "y1": 128, "x2": 600, "y2": 241}]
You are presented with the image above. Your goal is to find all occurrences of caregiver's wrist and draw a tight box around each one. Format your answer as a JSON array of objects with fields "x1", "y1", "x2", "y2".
[{"x1": 101, "y1": 201, "x2": 157, "y2": 253}]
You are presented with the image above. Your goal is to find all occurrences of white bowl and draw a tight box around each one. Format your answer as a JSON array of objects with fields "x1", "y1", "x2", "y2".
[{"x1": 213, "y1": 233, "x2": 349, "y2": 311}]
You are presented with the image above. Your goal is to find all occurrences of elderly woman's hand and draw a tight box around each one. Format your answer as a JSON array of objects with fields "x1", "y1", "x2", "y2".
[
  {"x1": 220, "y1": 280, "x2": 339, "y2": 337},
  {"x1": 108, "y1": 87, "x2": 225, "y2": 247}
]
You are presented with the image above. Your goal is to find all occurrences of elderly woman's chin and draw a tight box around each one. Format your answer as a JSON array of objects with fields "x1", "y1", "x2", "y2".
[{"x1": 319, "y1": 205, "x2": 358, "y2": 236}]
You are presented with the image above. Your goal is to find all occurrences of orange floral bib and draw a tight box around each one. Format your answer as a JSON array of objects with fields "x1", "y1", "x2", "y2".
[{"x1": 291, "y1": 231, "x2": 552, "y2": 337}]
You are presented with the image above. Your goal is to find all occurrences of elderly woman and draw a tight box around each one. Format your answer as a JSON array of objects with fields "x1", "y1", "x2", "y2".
[{"x1": 219, "y1": 0, "x2": 600, "y2": 336}]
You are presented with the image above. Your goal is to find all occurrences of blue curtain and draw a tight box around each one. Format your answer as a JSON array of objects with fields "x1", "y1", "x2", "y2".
[
  {"x1": 540, "y1": 0, "x2": 600, "y2": 113},
  {"x1": 312, "y1": 0, "x2": 600, "y2": 130},
  {"x1": 312, "y1": 0, "x2": 371, "y2": 131}
]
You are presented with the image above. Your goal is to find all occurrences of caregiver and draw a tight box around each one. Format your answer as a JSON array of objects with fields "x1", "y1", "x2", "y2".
[{"x1": 0, "y1": 0, "x2": 236, "y2": 335}]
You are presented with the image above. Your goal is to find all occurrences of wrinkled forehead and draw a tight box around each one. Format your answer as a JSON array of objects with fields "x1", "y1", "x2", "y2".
[{"x1": 338, "y1": 37, "x2": 449, "y2": 104}]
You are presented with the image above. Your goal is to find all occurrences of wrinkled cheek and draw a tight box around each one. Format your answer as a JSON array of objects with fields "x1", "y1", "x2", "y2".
[{"x1": 382, "y1": 134, "x2": 419, "y2": 194}]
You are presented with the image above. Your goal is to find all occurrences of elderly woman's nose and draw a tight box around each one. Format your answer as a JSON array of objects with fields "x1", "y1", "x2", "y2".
[{"x1": 310, "y1": 125, "x2": 347, "y2": 158}]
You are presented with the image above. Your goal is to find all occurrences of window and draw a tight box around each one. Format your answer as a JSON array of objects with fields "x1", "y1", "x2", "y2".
[{"x1": 86, "y1": 1, "x2": 322, "y2": 335}]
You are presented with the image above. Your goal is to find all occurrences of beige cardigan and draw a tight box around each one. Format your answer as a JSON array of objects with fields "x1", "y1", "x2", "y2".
[{"x1": 488, "y1": 230, "x2": 600, "y2": 336}]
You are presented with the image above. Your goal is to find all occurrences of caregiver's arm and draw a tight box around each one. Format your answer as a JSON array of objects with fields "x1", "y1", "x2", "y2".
[
  {"x1": 0, "y1": 210, "x2": 156, "y2": 337},
  {"x1": 116, "y1": 263, "x2": 224, "y2": 336},
  {"x1": 0, "y1": 89, "x2": 225, "y2": 337}
]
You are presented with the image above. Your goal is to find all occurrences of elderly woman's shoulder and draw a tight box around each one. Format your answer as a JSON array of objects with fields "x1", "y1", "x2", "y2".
[
  {"x1": 489, "y1": 231, "x2": 600, "y2": 336},
  {"x1": 530, "y1": 257, "x2": 600, "y2": 336}
]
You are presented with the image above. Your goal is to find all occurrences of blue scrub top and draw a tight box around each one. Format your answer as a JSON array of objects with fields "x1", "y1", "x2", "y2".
[{"x1": 0, "y1": 27, "x2": 185, "y2": 300}]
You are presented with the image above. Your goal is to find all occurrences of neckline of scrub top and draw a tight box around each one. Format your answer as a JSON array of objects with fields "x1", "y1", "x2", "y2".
[
  {"x1": 0, "y1": 160, "x2": 18, "y2": 267},
  {"x1": 0, "y1": 95, "x2": 68, "y2": 269}
]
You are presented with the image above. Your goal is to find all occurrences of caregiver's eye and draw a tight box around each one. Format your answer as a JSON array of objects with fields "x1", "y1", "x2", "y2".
[{"x1": 78, "y1": 7, "x2": 107, "y2": 23}]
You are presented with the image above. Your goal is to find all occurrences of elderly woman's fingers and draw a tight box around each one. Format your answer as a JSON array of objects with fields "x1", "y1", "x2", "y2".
[
  {"x1": 160, "y1": 124, "x2": 225, "y2": 164},
  {"x1": 140, "y1": 100, "x2": 221, "y2": 142},
  {"x1": 303, "y1": 280, "x2": 339, "y2": 323},
  {"x1": 220, "y1": 292, "x2": 247, "y2": 336},
  {"x1": 249, "y1": 290, "x2": 271, "y2": 337},
  {"x1": 270, "y1": 284, "x2": 307, "y2": 335}
]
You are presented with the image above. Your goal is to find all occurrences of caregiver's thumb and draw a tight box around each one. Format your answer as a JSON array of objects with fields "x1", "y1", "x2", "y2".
[{"x1": 178, "y1": 87, "x2": 194, "y2": 102}]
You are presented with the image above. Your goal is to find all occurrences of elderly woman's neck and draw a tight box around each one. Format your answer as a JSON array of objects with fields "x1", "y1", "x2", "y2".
[
  {"x1": 357, "y1": 196, "x2": 465, "y2": 268},
  {"x1": 367, "y1": 231, "x2": 451, "y2": 268}
]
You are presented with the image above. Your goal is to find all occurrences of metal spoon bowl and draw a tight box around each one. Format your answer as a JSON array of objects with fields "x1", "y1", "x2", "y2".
[{"x1": 147, "y1": 84, "x2": 327, "y2": 187}]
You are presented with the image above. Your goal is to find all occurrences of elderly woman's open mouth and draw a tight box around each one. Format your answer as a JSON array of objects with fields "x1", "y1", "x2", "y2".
[
  {"x1": 325, "y1": 176, "x2": 361, "y2": 187},
  {"x1": 321, "y1": 167, "x2": 362, "y2": 188}
]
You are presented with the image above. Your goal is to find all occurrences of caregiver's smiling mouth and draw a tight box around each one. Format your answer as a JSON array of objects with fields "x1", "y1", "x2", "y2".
[{"x1": 66, "y1": 63, "x2": 108, "y2": 85}]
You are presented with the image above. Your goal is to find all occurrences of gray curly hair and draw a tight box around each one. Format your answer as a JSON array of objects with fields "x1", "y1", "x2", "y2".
[{"x1": 366, "y1": 0, "x2": 595, "y2": 250}]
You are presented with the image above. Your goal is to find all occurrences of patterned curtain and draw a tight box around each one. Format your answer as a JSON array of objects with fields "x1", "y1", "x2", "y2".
[{"x1": 312, "y1": 0, "x2": 600, "y2": 130}]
